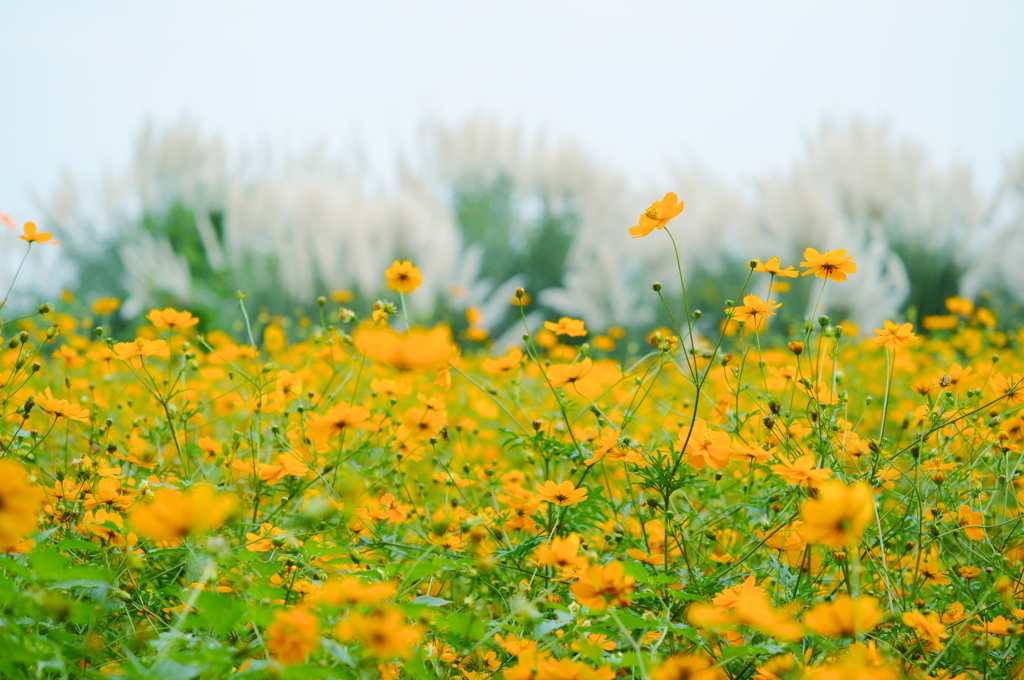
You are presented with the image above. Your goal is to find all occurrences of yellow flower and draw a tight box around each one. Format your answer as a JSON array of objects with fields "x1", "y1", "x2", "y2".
[
  {"x1": 384, "y1": 260, "x2": 423, "y2": 293},
  {"x1": 957, "y1": 504, "x2": 986, "y2": 541},
  {"x1": 353, "y1": 325, "x2": 454, "y2": 371},
  {"x1": 711, "y1": 575, "x2": 765, "y2": 611},
  {"x1": 306, "y1": 577, "x2": 396, "y2": 607},
  {"x1": 771, "y1": 454, "x2": 832, "y2": 487},
  {"x1": 628, "y1": 192, "x2": 685, "y2": 238},
  {"x1": 902, "y1": 610, "x2": 947, "y2": 651},
  {"x1": 871, "y1": 320, "x2": 915, "y2": 349},
  {"x1": 543, "y1": 317, "x2": 587, "y2": 337},
  {"x1": 266, "y1": 606, "x2": 321, "y2": 665},
  {"x1": 307, "y1": 402, "x2": 374, "y2": 443},
  {"x1": 726, "y1": 294, "x2": 782, "y2": 330},
  {"x1": 146, "y1": 307, "x2": 199, "y2": 330},
  {"x1": 753, "y1": 256, "x2": 799, "y2": 278},
  {"x1": 798, "y1": 480, "x2": 873, "y2": 548},
  {"x1": 945, "y1": 296, "x2": 975, "y2": 316},
  {"x1": 800, "y1": 247, "x2": 857, "y2": 281},
  {"x1": 482, "y1": 348, "x2": 524, "y2": 375},
  {"x1": 33, "y1": 387, "x2": 91, "y2": 423},
  {"x1": 545, "y1": 357, "x2": 593, "y2": 388},
  {"x1": 991, "y1": 373, "x2": 1024, "y2": 406},
  {"x1": 113, "y1": 337, "x2": 170, "y2": 361},
  {"x1": 651, "y1": 655, "x2": 726, "y2": 680},
  {"x1": 129, "y1": 484, "x2": 236, "y2": 543},
  {"x1": 0, "y1": 460, "x2": 45, "y2": 550},
  {"x1": 803, "y1": 596, "x2": 883, "y2": 637},
  {"x1": 570, "y1": 561, "x2": 635, "y2": 610},
  {"x1": 680, "y1": 418, "x2": 732, "y2": 471},
  {"x1": 19, "y1": 221, "x2": 60, "y2": 244},
  {"x1": 533, "y1": 534, "x2": 588, "y2": 572},
  {"x1": 91, "y1": 297, "x2": 122, "y2": 315},
  {"x1": 535, "y1": 480, "x2": 588, "y2": 506},
  {"x1": 335, "y1": 607, "x2": 422, "y2": 659}
]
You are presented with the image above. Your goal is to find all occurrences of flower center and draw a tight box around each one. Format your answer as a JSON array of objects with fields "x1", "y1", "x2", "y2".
[{"x1": 644, "y1": 205, "x2": 661, "y2": 220}]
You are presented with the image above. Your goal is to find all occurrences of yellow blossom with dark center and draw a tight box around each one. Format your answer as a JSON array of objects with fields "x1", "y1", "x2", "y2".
[
  {"x1": 800, "y1": 247, "x2": 857, "y2": 281},
  {"x1": 384, "y1": 260, "x2": 423, "y2": 294}
]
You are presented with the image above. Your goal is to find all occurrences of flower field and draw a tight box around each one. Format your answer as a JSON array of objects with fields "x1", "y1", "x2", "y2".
[{"x1": 1, "y1": 208, "x2": 1024, "y2": 680}]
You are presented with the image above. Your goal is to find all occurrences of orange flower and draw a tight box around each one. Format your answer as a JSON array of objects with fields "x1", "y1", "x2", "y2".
[
  {"x1": 33, "y1": 387, "x2": 91, "y2": 423},
  {"x1": 356, "y1": 493, "x2": 413, "y2": 524},
  {"x1": 129, "y1": 484, "x2": 236, "y2": 542},
  {"x1": 970, "y1": 615, "x2": 1014, "y2": 636},
  {"x1": 798, "y1": 480, "x2": 873, "y2": 548},
  {"x1": 712, "y1": 576, "x2": 765, "y2": 611},
  {"x1": 353, "y1": 325, "x2": 454, "y2": 371},
  {"x1": 957, "y1": 505, "x2": 986, "y2": 541},
  {"x1": 680, "y1": 418, "x2": 732, "y2": 471},
  {"x1": 991, "y1": 373, "x2": 1024, "y2": 406},
  {"x1": 803, "y1": 596, "x2": 883, "y2": 637},
  {"x1": 113, "y1": 337, "x2": 170, "y2": 360},
  {"x1": 307, "y1": 402, "x2": 373, "y2": 442},
  {"x1": 689, "y1": 586, "x2": 803, "y2": 641},
  {"x1": 726, "y1": 294, "x2": 782, "y2": 330},
  {"x1": 91, "y1": 297, "x2": 122, "y2": 315},
  {"x1": 335, "y1": 607, "x2": 422, "y2": 659},
  {"x1": 535, "y1": 480, "x2": 588, "y2": 506},
  {"x1": 146, "y1": 307, "x2": 199, "y2": 330},
  {"x1": 543, "y1": 317, "x2": 587, "y2": 337},
  {"x1": 651, "y1": 655, "x2": 726, "y2": 680},
  {"x1": 545, "y1": 357, "x2": 593, "y2": 388},
  {"x1": 482, "y1": 348, "x2": 524, "y2": 374},
  {"x1": 628, "y1": 192, "x2": 685, "y2": 238},
  {"x1": 19, "y1": 221, "x2": 60, "y2": 244},
  {"x1": 245, "y1": 523, "x2": 298, "y2": 552},
  {"x1": 570, "y1": 561, "x2": 635, "y2": 610},
  {"x1": 0, "y1": 460, "x2": 45, "y2": 550},
  {"x1": 753, "y1": 256, "x2": 799, "y2": 278},
  {"x1": 384, "y1": 260, "x2": 423, "y2": 294},
  {"x1": 902, "y1": 610, "x2": 947, "y2": 651},
  {"x1": 533, "y1": 534, "x2": 589, "y2": 574},
  {"x1": 917, "y1": 561, "x2": 951, "y2": 586},
  {"x1": 800, "y1": 248, "x2": 857, "y2": 281},
  {"x1": 266, "y1": 606, "x2": 321, "y2": 665},
  {"x1": 771, "y1": 454, "x2": 831, "y2": 487},
  {"x1": 305, "y1": 577, "x2": 396, "y2": 607},
  {"x1": 871, "y1": 320, "x2": 916, "y2": 349}
]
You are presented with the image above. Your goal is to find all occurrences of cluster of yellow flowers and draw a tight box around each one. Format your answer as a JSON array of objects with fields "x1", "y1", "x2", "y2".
[{"x1": 0, "y1": 209, "x2": 1022, "y2": 679}]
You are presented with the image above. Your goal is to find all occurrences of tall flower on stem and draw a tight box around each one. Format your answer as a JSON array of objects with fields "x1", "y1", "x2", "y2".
[
  {"x1": 871, "y1": 320, "x2": 916, "y2": 442},
  {"x1": 800, "y1": 247, "x2": 856, "y2": 383},
  {"x1": 871, "y1": 320, "x2": 915, "y2": 349},
  {"x1": 726, "y1": 294, "x2": 782, "y2": 332},
  {"x1": 627, "y1": 192, "x2": 684, "y2": 239},
  {"x1": 628, "y1": 193, "x2": 696, "y2": 378},
  {"x1": 19, "y1": 221, "x2": 60, "y2": 245},
  {"x1": 800, "y1": 248, "x2": 857, "y2": 281}
]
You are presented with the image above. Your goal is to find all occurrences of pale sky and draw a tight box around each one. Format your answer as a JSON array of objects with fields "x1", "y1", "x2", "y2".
[{"x1": 2, "y1": 0, "x2": 1023, "y2": 225}]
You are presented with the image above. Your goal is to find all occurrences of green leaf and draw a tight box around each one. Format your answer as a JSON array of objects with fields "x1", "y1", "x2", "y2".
[
  {"x1": 55, "y1": 539, "x2": 101, "y2": 552},
  {"x1": 28, "y1": 549, "x2": 70, "y2": 580},
  {"x1": 148, "y1": 660, "x2": 203, "y2": 680},
  {"x1": 411, "y1": 595, "x2": 453, "y2": 607}
]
